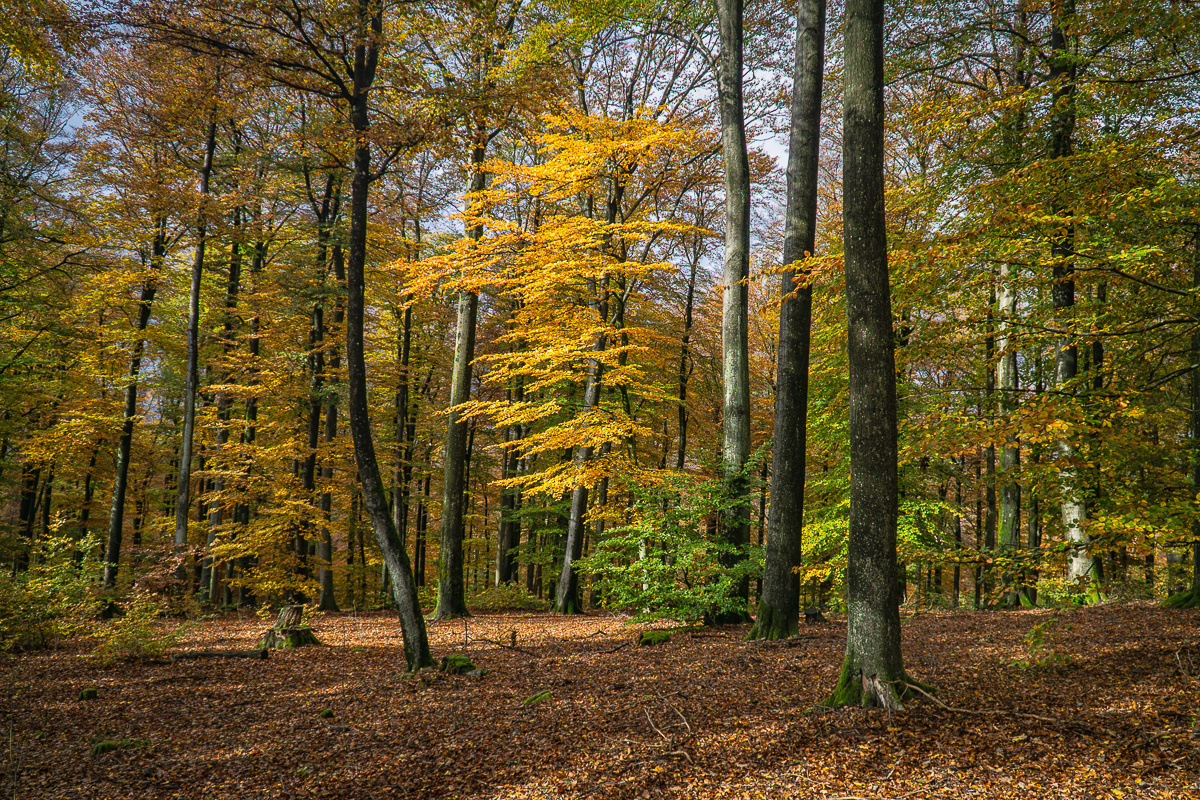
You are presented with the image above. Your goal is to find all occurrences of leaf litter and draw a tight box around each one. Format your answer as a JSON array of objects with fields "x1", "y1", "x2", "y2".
[{"x1": 5, "y1": 601, "x2": 1198, "y2": 799}]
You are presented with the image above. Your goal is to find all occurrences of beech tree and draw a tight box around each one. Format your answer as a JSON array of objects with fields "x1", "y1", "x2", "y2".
[
  {"x1": 748, "y1": 0, "x2": 825, "y2": 641},
  {"x1": 825, "y1": 0, "x2": 920, "y2": 709},
  {"x1": 709, "y1": 0, "x2": 753, "y2": 625}
]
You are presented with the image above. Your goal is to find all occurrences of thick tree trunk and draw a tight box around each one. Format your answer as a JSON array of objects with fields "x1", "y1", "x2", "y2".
[
  {"x1": 711, "y1": 0, "x2": 753, "y2": 625},
  {"x1": 749, "y1": 0, "x2": 825, "y2": 641},
  {"x1": 174, "y1": 116, "x2": 218, "y2": 583},
  {"x1": 343, "y1": 22, "x2": 432, "y2": 670},
  {"x1": 825, "y1": 0, "x2": 918, "y2": 709}
]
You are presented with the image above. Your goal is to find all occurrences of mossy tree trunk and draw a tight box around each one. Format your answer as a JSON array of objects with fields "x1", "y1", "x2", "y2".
[
  {"x1": 259, "y1": 604, "x2": 321, "y2": 649},
  {"x1": 824, "y1": 0, "x2": 920, "y2": 710}
]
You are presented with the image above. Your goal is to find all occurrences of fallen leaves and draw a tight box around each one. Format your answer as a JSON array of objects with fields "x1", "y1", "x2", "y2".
[{"x1": 5, "y1": 602, "x2": 1200, "y2": 799}]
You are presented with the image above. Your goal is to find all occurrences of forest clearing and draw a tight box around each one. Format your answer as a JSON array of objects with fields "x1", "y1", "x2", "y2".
[{"x1": 8, "y1": 603, "x2": 1200, "y2": 799}]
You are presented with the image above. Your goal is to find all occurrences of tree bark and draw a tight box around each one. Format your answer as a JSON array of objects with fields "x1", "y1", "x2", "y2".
[
  {"x1": 342, "y1": 6, "x2": 432, "y2": 669},
  {"x1": 825, "y1": 0, "x2": 917, "y2": 709},
  {"x1": 1047, "y1": 0, "x2": 1092, "y2": 585},
  {"x1": 711, "y1": 0, "x2": 753, "y2": 625},
  {"x1": 173, "y1": 114, "x2": 218, "y2": 584},
  {"x1": 104, "y1": 218, "x2": 166, "y2": 589},
  {"x1": 749, "y1": 0, "x2": 825, "y2": 641},
  {"x1": 1167, "y1": 229, "x2": 1200, "y2": 608},
  {"x1": 435, "y1": 142, "x2": 485, "y2": 620}
]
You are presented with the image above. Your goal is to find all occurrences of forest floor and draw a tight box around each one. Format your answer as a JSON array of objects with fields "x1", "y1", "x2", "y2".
[{"x1": 6, "y1": 601, "x2": 1200, "y2": 799}]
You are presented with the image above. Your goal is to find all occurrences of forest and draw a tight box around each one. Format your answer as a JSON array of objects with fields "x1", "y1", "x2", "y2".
[
  {"x1": 3, "y1": 0, "x2": 1200, "y2": 757},
  {"x1": 4, "y1": 0, "x2": 1200, "y2": 796}
]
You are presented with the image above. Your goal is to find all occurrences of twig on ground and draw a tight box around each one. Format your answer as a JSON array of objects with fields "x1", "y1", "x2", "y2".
[
  {"x1": 645, "y1": 708, "x2": 669, "y2": 742},
  {"x1": 470, "y1": 635, "x2": 538, "y2": 656},
  {"x1": 902, "y1": 681, "x2": 1060, "y2": 725}
]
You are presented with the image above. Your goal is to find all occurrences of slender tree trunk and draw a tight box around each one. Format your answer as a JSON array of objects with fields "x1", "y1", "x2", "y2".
[
  {"x1": 1167, "y1": 230, "x2": 1200, "y2": 608},
  {"x1": 203, "y1": 217, "x2": 244, "y2": 604},
  {"x1": 174, "y1": 116, "x2": 219, "y2": 584},
  {"x1": 826, "y1": 0, "x2": 917, "y2": 709},
  {"x1": 317, "y1": 238, "x2": 344, "y2": 611},
  {"x1": 104, "y1": 220, "x2": 166, "y2": 588},
  {"x1": 997, "y1": 260, "x2": 1021, "y2": 599},
  {"x1": 436, "y1": 144, "x2": 485, "y2": 620},
  {"x1": 555, "y1": 337, "x2": 605, "y2": 614},
  {"x1": 1046, "y1": 0, "x2": 1091, "y2": 585},
  {"x1": 749, "y1": 0, "x2": 825, "y2": 641},
  {"x1": 676, "y1": 253, "x2": 698, "y2": 471},
  {"x1": 711, "y1": 0, "x2": 753, "y2": 625},
  {"x1": 497, "y1": 365, "x2": 524, "y2": 584},
  {"x1": 342, "y1": 13, "x2": 431, "y2": 669}
]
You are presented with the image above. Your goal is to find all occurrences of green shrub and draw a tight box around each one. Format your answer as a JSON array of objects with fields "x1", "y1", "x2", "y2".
[
  {"x1": 577, "y1": 469, "x2": 762, "y2": 625},
  {"x1": 467, "y1": 583, "x2": 549, "y2": 612},
  {"x1": 91, "y1": 594, "x2": 190, "y2": 664},
  {"x1": 0, "y1": 534, "x2": 101, "y2": 652}
]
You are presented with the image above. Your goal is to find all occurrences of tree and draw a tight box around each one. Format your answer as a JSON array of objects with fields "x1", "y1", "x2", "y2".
[
  {"x1": 709, "y1": 0, "x2": 753, "y2": 625},
  {"x1": 135, "y1": 0, "x2": 435, "y2": 668},
  {"x1": 824, "y1": 0, "x2": 919, "y2": 710},
  {"x1": 748, "y1": 0, "x2": 825, "y2": 641}
]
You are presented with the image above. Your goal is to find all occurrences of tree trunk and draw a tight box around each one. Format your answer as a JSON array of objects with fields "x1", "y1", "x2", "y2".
[
  {"x1": 174, "y1": 115, "x2": 218, "y2": 584},
  {"x1": 436, "y1": 144, "x2": 485, "y2": 620},
  {"x1": 749, "y1": 0, "x2": 825, "y2": 641},
  {"x1": 343, "y1": 17, "x2": 432, "y2": 670},
  {"x1": 1167, "y1": 230, "x2": 1200, "y2": 608},
  {"x1": 711, "y1": 0, "x2": 753, "y2": 625},
  {"x1": 318, "y1": 239, "x2": 345, "y2": 612},
  {"x1": 497, "y1": 366, "x2": 524, "y2": 584},
  {"x1": 1047, "y1": 0, "x2": 1092, "y2": 585},
  {"x1": 825, "y1": 0, "x2": 918, "y2": 709},
  {"x1": 996, "y1": 259, "x2": 1021, "y2": 598},
  {"x1": 555, "y1": 339, "x2": 605, "y2": 614},
  {"x1": 103, "y1": 219, "x2": 166, "y2": 589}
]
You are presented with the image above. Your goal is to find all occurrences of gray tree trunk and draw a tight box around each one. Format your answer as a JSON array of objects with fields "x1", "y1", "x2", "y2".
[
  {"x1": 711, "y1": 0, "x2": 753, "y2": 625},
  {"x1": 825, "y1": 0, "x2": 914, "y2": 710},
  {"x1": 103, "y1": 219, "x2": 166, "y2": 589},
  {"x1": 555, "y1": 340, "x2": 605, "y2": 614},
  {"x1": 749, "y1": 0, "x2": 825, "y2": 641},
  {"x1": 1046, "y1": 1, "x2": 1092, "y2": 584},
  {"x1": 202, "y1": 224, "x2": 244, "y2": 604},
  {"x1": 173, "y1": 116, "x2": 218, "y2": 583},
  {"x1": 435, "y1": 151, "x2": 484, "y2": 619}
]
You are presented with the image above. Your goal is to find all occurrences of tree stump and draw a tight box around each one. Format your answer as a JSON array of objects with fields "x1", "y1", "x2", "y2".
[{"x1": 258, "y1": 605, "x2": 322, "y2": 649}]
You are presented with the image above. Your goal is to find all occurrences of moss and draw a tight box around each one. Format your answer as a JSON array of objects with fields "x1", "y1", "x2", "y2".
[
  {"x1": 746, "y1": 603, "x2": 799, "y2": 641},
  {"x1": 79, "y1": 688, "x2": 98, "y2": 701},
  {"x1": 1165, "y1": 587, "x2": 1200, "y2": 609},
  {"x1": 819, "y1": 654, "x2": 935, "y2": 710},
  {"x1": 522, "y1": 690, "x2": 552, "y2": 707},
  {"x1": 318, "y1": 708, "x2": 334, "y2": 719},
  {"x1": 258, "y1": 625, "x2": 322, "y2": 649},
  {"x1": 90, "y1": 739, "x2": 146, "y2": 756},
  {"x1": 820, "y1": 654, "x2": 864, "y2": 708},
  {"x1": 439, "y1": 653, "x2": 475, "y2": 674},
  {"x1": 638, "y1": 630, "x2": 672, "y2": 647}
]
